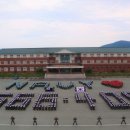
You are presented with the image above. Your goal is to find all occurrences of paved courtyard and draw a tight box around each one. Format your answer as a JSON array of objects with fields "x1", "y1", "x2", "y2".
[
  {"x1": 0, "y1": 77, "x2": 130, "y2": 130},
  {"x1": 45, "y1": 73, "x2": 86, "y2": 79}
]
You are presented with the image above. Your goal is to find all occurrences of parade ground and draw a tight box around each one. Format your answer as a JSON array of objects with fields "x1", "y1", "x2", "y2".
[{"x1": 0, "y1": 77, "x2": 130, "y2": 130}]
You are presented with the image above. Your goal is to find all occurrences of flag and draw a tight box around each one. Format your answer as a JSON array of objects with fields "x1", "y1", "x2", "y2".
[{"x1": 76, "y1": 87, "x2": 85, "y2": 92}]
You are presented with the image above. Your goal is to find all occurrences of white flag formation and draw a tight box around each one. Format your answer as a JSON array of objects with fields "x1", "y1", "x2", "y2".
[{"x1": 76, "y1": 87, "x2": 85, "y2": 93}]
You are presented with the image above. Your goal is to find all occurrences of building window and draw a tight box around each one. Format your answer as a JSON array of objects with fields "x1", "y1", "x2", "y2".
[
  {"x1": 82, "y1": 60, "x2": 87, "y2": 64},
  {"x1": 90, "y1": 60, "x2": 94, "y2": 63},
  {"x1": 4, "y1": 67, "x2": 8, "y2": 72},
  {"x1": 114, "y1": 60, "x2": 117, "y2": 63},
  {"x1": 23, "y1": 54, "x2": 26, "y2": 58},
  {"x1": 43, "y1": 54, "x2": 47, "y2": 57},
  {"x1": 1, "y1": 55, "x2": 4, "y2": 58},
  {"x1": 4, "y1": 61, "x2": 8, "y2": 64},
  {"x1": 117, "y1": 53, "x2": 121, "y2": 57},
  {"x1": 90, "y1": 53, "x2": 94, "y2": 57},
  {"x1": 101, "y1": 60, "x2": 103, "y2": 63},
  {"x1": 60, "y1": 54, "x2": 70, "y2": 63},
  {"x1": 4, "y1": 55, "x2": 7, "y2": 58},
  {"x1": 117, "y1": 60, "x2": 121, "y2": 63},
  {"x1": 96, "y1": 60, "x2": 101, "y2": 64},
  {"x1": 23, "y1": 60, "x2": 27, "y2": 64},
  {"x1": 30, "y1": 60, "x2": 35, "y2": 64},
  {"x1": 0, "y1": 67, "x2": 3, "y2": 72},
  {"x1": 128, "y1": 60, "x2": 130, "y2": 63},
  {"x1": 97, "y1": 53, "x2": 100, "y2": 57},
  {"x1": 110, "y1": 53, "x2": 114, "y2": 57},
  {"x1": 87, "y1": 60, "x2": 90, "y2": 63},
  {"x1": 123, "y1": 60, "x2": 127, "y2": 63},
  {"x1": 104, "y1": 53, "x2": 108, "y2": 57},
  {"x1": 17, "y1": 55, "x2": 20, "y2": 58},
  {"x1": 76, "y1": 60, "x2": 81, "y2": 64},
  {"x1": 43, "y1": 60, "x2": 47, "y2": 64},
  {"x1": 36, "y1": 61, "x2": 40, "y2": 64},
  {"x1": 10, "y1": 55, "x2": 13, "y2": 58},
  {"x1": 83, "y1": 53, "x2": 86, "y2": 56},
  {"x1": 17, "y1": 67, "x2": 21, "y2": 72},
  {"x1": 23, "y1": 67, "x2": 27, "y2": 71},
  {"x1": 1, "y1": 61, "x2": 4, "y2": 64},
  {"x1": 109, "y1": 60, "x2": 114, "y2": 64},
  {"x1": 16, "y1": 61, "x2": 21, "y2": 64},
  {"x1": 40, "y1": 61, "x2": 43, "y2": 64},
  {"x1": 30, "y1": 54, "x2": 34, "y2": 57},
  {"x1": 30, "y1": 67, "x2": 34, "y2": 71},
  {"x1": 36, "y1": 54, "x2": 40, "y2": 57},
  {"x1": 39, "y1": 54, "x2": 44, "y2": 57},
  {"x1": 123, "y1": 53, "x2": 127, "y2": 56},
  {"x1": 10, "y1": 67, "x2": 14, "y2": 72},
  {"x1": 103, "y1": 60, "x2": 108, "y2": 63},
  {"x1": 9, "y1": 61, "x2": 14, "y2": 64}
]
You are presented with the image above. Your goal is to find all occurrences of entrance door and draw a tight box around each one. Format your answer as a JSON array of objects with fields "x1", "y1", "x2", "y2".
[
  {"x1": 60, "y1": 68, "x2": 71, "y2": 73},
  {"x1": 48, "y1": 69, "x2": 59, "y2": 73}
]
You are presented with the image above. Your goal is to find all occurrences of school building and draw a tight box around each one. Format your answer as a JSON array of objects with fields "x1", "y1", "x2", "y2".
[{"x1": 0, "y1": 47, "x2": 130, "y2": 73}]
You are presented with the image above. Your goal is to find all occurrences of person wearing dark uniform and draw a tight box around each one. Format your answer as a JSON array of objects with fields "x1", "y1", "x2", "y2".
[
  {"x1": 33, "y1": 117, "x2": 37, "y2": 125},
  {"x1": 10, "y1": 116, "x2": 15, "y2": 125},
  {"x1": 96, "y1": 116, "x2": 102, "y2": 125},
  {"x1": 121, "y1": 116, "x2": 126, "y2": 125},
  {"x1": 73, "y1": 117, "x2": 78, "y2": 125},
  {"x1": 54, "y1": 117, "x2": 59, "y2": 125}
]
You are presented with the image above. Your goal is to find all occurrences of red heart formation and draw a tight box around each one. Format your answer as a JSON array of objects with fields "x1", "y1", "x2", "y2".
[{"x1": 101, "y1": 80, "x2": 123, "y2": 88}]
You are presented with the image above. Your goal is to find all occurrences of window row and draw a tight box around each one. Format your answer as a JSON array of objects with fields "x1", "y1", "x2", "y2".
[
  {"x1": 0, "y1": 53, "x2": 129, "y2": 58},
  {"x1": 0, "y1": 54, "x2": 48, "y2": 58},
  {"x1": 83, "y1": 60, "x2": 128, "y2": 64},
  {"x1": 0, "y1": 67, "x2": 44, "y2": 72},
  {"x1": 0, "y1": 60, "x2": 48, "y2": 65},
  {"x1": 82, "y1": 53, "x2": 128, "y2": 57}
]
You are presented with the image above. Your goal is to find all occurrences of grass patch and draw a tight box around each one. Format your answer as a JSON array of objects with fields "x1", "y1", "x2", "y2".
[{"x1": 0, "y1": 72, "x2": 45, "y2": 78}]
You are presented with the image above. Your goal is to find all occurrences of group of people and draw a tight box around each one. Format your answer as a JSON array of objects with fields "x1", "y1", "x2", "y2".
[
  {"x1": 96, "y1": 116, "x2": 126, "y2": 125},
  {"x1": 10, "y1": 116, "x2": 38, "y2": 125},
  {"x1": 10, "y1": 116, "x2": 127, "y2": 126},
  {"x1": 54, "y1": 117, "x2": 78, "y2": 125},
  {"x1": 10, "y1": 116, "x2": 78, "y2": 126}
]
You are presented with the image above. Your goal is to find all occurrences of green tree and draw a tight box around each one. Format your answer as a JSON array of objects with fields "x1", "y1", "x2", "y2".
[
  {"x1": 85, "y1": 68, "x2": 93, "y2": 74},
  {"x1": 36, "y1": 67, "x2": 43, "y2": 73}
]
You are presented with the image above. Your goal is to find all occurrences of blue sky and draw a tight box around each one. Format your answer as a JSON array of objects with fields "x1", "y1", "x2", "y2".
[{"x1": 0, "y1": 0, "x2": 130, "y2": 48}]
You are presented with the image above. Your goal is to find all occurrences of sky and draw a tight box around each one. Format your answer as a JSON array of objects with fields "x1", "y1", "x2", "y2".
[{"x1": 0, "y1": 0, "x2": 130, "y2": 48}]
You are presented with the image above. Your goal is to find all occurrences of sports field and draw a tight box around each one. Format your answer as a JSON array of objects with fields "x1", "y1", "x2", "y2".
[{"x1": 0, "y1": 77, "x2": 130, "y2": 130}]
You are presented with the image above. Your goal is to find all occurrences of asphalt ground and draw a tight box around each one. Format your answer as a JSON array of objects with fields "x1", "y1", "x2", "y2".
[{"x1": 0, "y1": 77, "x2": 130, "y2": 130}]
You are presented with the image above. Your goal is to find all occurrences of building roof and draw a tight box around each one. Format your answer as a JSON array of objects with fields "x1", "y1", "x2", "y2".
[{"x1": 0, "y1": 47, "x2": 130, "y2": 54}]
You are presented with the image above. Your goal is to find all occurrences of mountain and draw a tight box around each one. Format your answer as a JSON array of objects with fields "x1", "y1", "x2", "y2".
[{"x1": 101, "y1": 40, "x2": 130, "y2": 47}]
